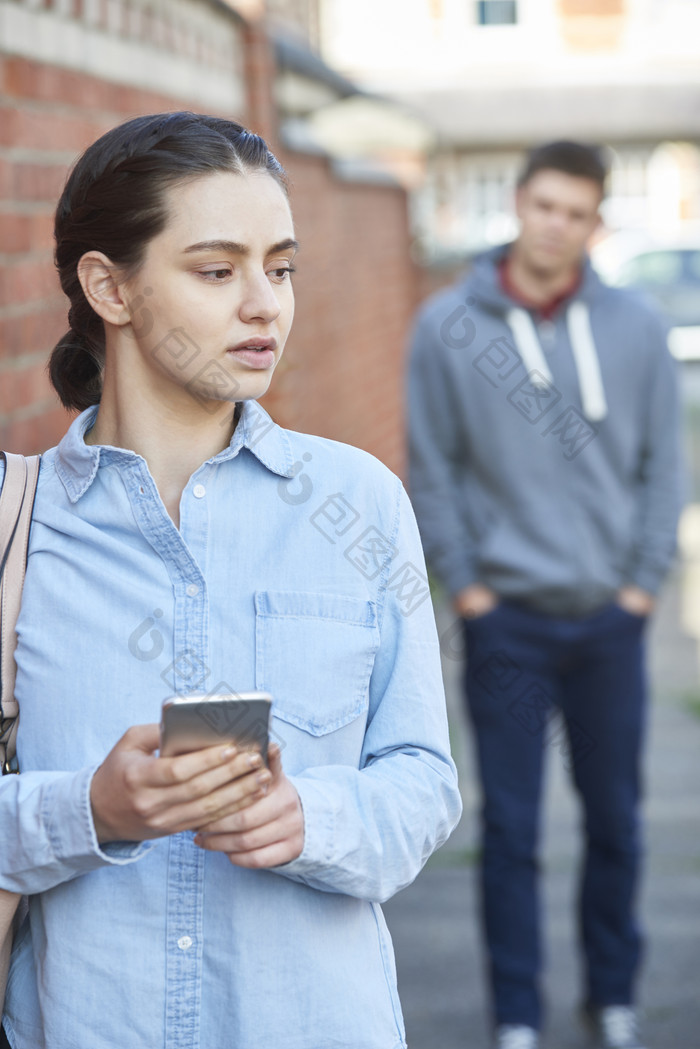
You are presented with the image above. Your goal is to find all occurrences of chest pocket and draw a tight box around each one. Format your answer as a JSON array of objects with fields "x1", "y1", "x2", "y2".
[{"x1": 254, "y1": 591, "x2": 379, "y2": 736}]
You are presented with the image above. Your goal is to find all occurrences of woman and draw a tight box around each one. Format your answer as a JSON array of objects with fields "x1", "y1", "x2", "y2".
[{"x1": 0, "y1": 112, "x2": 461, "y2": 1049}]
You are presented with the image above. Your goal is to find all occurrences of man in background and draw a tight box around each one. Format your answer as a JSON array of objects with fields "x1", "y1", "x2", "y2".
[{"x1": 407, "y1": 141, "x2": 683, "y2": 1049}]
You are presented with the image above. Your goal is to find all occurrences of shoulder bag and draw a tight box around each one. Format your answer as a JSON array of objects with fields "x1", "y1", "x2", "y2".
[{"x1": 0, "y1": 452, "x2": 41, "y2": 1008}]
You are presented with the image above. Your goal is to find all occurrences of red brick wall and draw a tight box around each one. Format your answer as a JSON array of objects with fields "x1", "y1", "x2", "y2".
[
  {"x1": 262, "y1": 150, "x2": 417, "y2": 477},
  {"x1": 0, "y1": 53, "x2": 223, "y2": 454},
  {"x1": 1, "y1": 48, "x2": 418, "y2": 478}
]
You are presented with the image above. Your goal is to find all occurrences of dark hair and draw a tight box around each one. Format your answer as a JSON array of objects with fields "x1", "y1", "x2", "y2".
[
  {"x1": 517, "y1": 140, "x2": 608, "y2": 191},
  {"x1": 50, "y1": 111, "x2": 288, "y2": 412}
]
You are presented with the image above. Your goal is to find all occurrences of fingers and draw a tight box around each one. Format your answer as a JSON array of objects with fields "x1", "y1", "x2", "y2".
[
  {"x1": 195, "y1": 815, "x2": 298, "y2": 867},
  {"x1": 148, "y1": 751, "x2": 269, "y2": 830},
  {"x1": 119, "y1": 723, "x2": 161, "y2": 754},
  {"x1": 267, "y1": 742, "x2": 282, "y2": 778},
  {"x1": 229, "y1": 839, "x2": 302, "y2": 869},
  {"x1": 194, "y1": 770, "x2": 304, "y2": 867},
  {"x1": 178, "y1": 760, "x2": 272, "y2": 831},
  {"x1": 154, "y1": 743, "x2": 252, "y2": 788},
  {"x1": 91, "y1": 730, "x2": 272, "y2": 843},
  {"x1": 144, "y1": 744, "x2": 268, "y2": 804},
  {"x1": 193, "y1": 749, "x2": 290, "y2": 837},
  {"x1": 194, "y1": 786, "x2": 279, "y2": 837}
]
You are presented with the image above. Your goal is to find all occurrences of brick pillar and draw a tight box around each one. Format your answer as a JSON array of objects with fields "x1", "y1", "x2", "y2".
[{"x1": 241, "y1": 16, "x2": 279, "y2": 147}]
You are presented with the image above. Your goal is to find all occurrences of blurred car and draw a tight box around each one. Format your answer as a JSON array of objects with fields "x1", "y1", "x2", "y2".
[{"x1": 592, "y1": 232, "x2": 700, "y2": 362}]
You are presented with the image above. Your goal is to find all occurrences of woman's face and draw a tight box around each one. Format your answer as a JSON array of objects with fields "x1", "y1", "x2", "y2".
[{"x1": 120, "y1": 169, "x2": 297, "y2": 410}]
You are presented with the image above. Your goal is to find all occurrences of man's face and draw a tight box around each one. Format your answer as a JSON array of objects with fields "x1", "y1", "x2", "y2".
[{"x1": 514, "y1": 169, "x2": 602, "y2": 276}]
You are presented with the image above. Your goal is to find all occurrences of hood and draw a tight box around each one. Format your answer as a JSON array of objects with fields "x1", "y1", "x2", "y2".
[
  {"x1": 464, "y1": 242, "x2": 607, "y2": 315},
  {"x1": 463, "y1": 244, "x2": 608, "y2": 421}
]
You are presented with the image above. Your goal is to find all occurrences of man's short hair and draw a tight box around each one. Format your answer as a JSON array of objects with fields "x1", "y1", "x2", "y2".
[{"x1": 517, "y1": 141, "x2": 608, "y2": 192}]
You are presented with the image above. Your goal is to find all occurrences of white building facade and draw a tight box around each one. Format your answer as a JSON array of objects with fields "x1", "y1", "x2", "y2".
[{"x1": 316, "y1": 0, "x2": 700, "y2": 255}]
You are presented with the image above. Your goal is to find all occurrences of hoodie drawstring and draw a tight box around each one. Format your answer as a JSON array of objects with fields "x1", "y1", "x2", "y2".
[
  {"x1": 505, "y1": 308, "x2": 553, "y2": 388},
  {"x1": 505, "y1": 303, "x2": 608, "y2": 422},
  {"x1": 566, "y1": 301, "x2": 608, "y2": 421}
]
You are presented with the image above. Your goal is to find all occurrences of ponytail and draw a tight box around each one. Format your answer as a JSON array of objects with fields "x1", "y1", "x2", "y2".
[
  {"x1": 48, "y1": 331, "x2": 103, "y2": 412},
  {"x1": 49, "y1": 273, "x2": 107, "y2": 410}
]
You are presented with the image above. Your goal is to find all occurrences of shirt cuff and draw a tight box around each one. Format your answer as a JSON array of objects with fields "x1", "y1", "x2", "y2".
[
  {"x1": 267, "y1": 775, "x2": 335, "y2": 882},
  {"x1": 46, "y1": 765, "x2": 153, "y2": 871},
  {"x1": 446, "y1": 569, "x2": 479, "y2": 601},
  {"x1": 626, "y1": 561, "x2": 668, "y2": 597}
]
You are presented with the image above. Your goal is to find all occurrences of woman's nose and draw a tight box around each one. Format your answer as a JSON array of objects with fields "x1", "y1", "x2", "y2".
[{"x1": 239, "y1": 275, "x2": 281, "y2": 323}]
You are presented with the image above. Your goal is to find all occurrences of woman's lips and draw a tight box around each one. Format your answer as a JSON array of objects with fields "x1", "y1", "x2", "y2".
[
  {"x1": 227, "y1": 347, "x2": 275, "y2": 369},
  {"x1": 226, "y1": 338, "x2": 277, "y2": 370}
]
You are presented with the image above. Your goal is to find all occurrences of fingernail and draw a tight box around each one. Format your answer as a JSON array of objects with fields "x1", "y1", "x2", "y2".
[
  {"x1": 247, "y1": 752, "x2": 262, "y2": 768},
  {"x1": 256, "y1": 770, "x2": 271, "y2": 786},
  {"x1": 222, "y1": 746, "x2": 237, "y2": 759}
]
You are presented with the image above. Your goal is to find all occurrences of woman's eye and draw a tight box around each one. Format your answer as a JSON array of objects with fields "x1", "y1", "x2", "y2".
[
  {"x1": 269, "y1": 266, "x2": 296, "y2": 283},
  {"x1": 199, "y1": 268, "x2": 231, "y2": 282}
]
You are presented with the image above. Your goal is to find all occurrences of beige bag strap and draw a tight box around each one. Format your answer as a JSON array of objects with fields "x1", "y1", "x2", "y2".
[
  {"x1": 0, "y1": 452, "x2": 39, "y2": 1009},
  {"x1": 0, "y1": 452, "x2": 41, "y2": 774}
]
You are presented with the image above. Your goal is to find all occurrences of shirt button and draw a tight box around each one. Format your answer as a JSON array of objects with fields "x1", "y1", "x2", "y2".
[
  {"x1": 186, "y1": 584, "x2": 199, "y2": 597},
  {"x1": 177, "y1": 935, "x2": 193, "y2": 951},
  {"x1": 193, "y1": 484, "x2": 206, "y2": 498}
]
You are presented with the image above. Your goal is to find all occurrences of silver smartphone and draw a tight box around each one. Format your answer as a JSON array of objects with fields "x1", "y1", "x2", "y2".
[{"x1": 160, "y1": 691, "x2": 272, "y2": 761}]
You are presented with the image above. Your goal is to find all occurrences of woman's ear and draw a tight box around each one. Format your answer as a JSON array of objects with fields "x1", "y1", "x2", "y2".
[{"x1": 77, "y1": 252, "x2": 131, "y2": 327}]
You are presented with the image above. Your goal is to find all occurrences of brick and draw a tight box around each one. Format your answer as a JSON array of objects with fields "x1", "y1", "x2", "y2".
[
  {"x1": 31, "y1": 212, "x2": 56, "y2": 252},
  {"x1": 37, "y1": 402, "x2": 74, "y2": 450},
  {"x1": 0, "y1": 257, "x2": 59, "y2": 307},
  {"x1": 0, "y1": 315, "x2": 22, "y2": 358},
  {"x1": 2, "y1": 58, "x2": 86, "y2": 107},
  {"x1": 0, "y1": 107, "x2": 104, "y2": 153},
  {"x1": 0, "y1": 358, "x2": 52, "y2": 415},
  {"x1": 0, "y1": 213, "x2": 34, "y2": 254},
  {"x1": 0, "y1": 158, "x2": 11, "y2": 200},
  {"x1": 0, "y1": 56, "x2": 205, "y2": 119},
  {"x1": 0, "y1": 306, "x2": 66, "y2": 361},
  {"x1": 20, "y1": 357, "x2": 54, "y2": 406},
  {"x1": 12, "y1": 162, "x2": 69, "y2": 202},
  {"x1": 2, "y1": 57, "x2": 128, "y2": 112},
  {"x1": 0, "y1": 400, "x2": 69, "y2": 455}
]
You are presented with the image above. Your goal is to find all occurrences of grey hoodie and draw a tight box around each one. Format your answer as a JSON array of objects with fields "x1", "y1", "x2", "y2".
[{"x1": 407, "y1": 244, "x2": 684, "y2": 617}]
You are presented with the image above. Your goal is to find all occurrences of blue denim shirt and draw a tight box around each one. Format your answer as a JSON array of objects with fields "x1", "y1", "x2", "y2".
[{"x1": 0, "y1": 401, "x2": 461, "y2": 1049}]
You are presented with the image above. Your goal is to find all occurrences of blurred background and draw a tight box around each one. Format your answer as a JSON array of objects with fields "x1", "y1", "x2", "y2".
[{"x1": 1, "y1": 1, "x2": 699, "y2": 1045}]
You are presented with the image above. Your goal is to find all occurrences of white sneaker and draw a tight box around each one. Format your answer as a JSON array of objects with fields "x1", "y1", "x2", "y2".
[
  {"x1": 583, "y1": 1005, "x2": 646, "y2": 1049},
  {"x1": 493, "y1": 1024, "x2": 539, "y2": 1049}
]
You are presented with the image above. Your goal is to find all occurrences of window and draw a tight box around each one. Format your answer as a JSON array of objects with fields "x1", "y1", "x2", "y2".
[{"x1": 476, "y1": 0, "x2": 517, "y2": 25}]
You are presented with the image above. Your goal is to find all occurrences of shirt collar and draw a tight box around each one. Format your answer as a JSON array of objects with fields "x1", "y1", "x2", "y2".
[
  {"x1": 55, "y1": 400, "x2": 296, "y2": 503},
  {"x1": 223, "y1": 400, "x2": 296, "y2": 478},
  {"x1": 499, "y1": 254, "x2": 582, "y2": 320}
]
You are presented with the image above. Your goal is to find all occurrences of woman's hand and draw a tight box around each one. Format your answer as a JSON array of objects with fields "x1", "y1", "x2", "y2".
[
  {"x1": 193, "y1": 744, "x2": 304, "y2": 869},
  {"x1": 89, "y1": 724, "x2": 271, "y2": 844}
]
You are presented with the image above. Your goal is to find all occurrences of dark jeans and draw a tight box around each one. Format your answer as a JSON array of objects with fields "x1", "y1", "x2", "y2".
[
  {"x1": 463, "y1": 600, "x2": 647, "y2": 1030},
  {"x1": 0, "y1": 1026, "x2": 10, "y2": 1049}
]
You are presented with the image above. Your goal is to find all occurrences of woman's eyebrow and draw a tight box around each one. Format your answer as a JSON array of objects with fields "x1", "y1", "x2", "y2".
[{"x1": 182, "y1": 238, "x2": 299, "y2": 256}]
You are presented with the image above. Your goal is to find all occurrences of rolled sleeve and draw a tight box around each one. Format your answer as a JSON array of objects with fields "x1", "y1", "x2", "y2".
[{"x1": 0, "y1": 765, "x2": 151, "y2": 895}]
